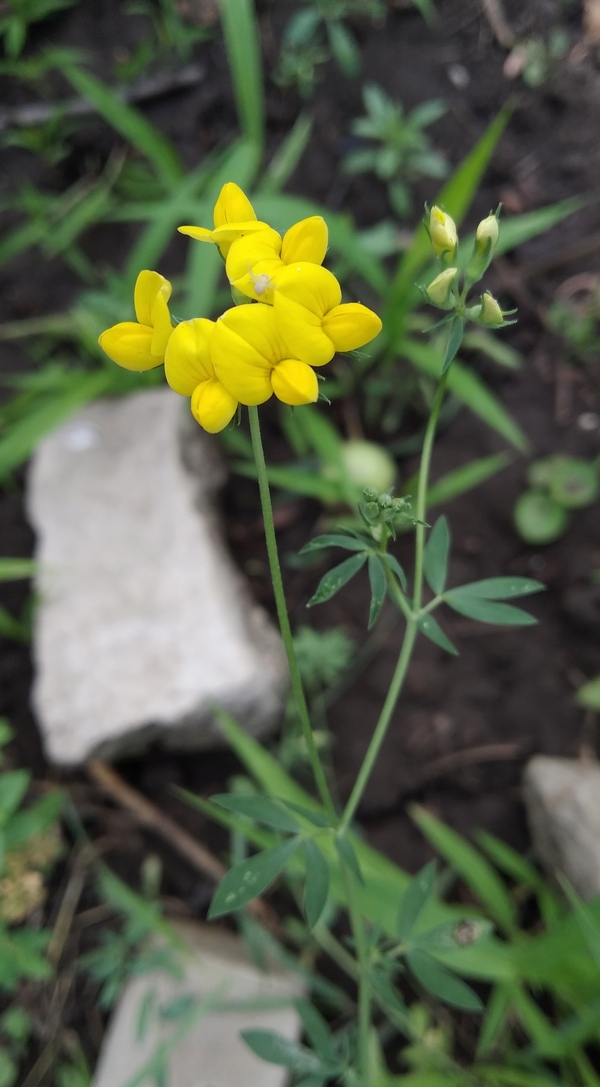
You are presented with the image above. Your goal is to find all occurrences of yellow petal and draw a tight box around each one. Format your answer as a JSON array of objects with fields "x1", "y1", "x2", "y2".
[
  {"x1": 281, "y1": 216, "x2": 328, "y2": 266},
  {"x1": 211, "y1": 220, "x2": 271, "y2": 243},
  {"x1": 322, "y1": 302, "x2": 382, "y2": 352},
  {"x1": 271, "y1": 359, "x2": 319, "y2": 405},
  {"x1": 134, "y1": 270, "x2": 172, "y2": 327},
  {"x1": 164, "y1": 319, "x2": 214, "y2": 396},
  {"x1": 211, "y1": 306, "x2": 279, "y2": 405},
  {"x1": 273, "y1": 262, "x2": 341, "y2": 317},
  {"x1": 191, "y1": 379, "x2": 238, "y2": 433},
  {"x1": 213, "y1": 182, "x2": 257, "y2": 227},
  {"x1": 98, "y1": 323, "x2": 161, "y2": 371},
  {"x1": 216, "y1": 304, "x2": 287, "y2": 367},
  {"x1": 177, "y1": 225, "x2": 216, "y2": 243},
  {"x1": 226, "y1": 230, "x2": 282, "y2": 301},
  {"x1": 150, "y1": 290, "x2": 174, "y2": 358},
  {"x1": 273, "y1": 292, "x2": 334, "y2": 367}
]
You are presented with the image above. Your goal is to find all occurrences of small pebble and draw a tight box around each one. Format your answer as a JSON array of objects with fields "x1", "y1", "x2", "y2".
[{"x1": 447, "y1": 63, "x2": 470, "y2": 88}]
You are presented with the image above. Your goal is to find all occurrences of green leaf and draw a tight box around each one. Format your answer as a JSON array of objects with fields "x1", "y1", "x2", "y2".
[
  {"x1": 220, "y1": 0, "x2": 264, "y2": 150},
  {"x1": 417, "y1": 614, "x2": 458, "y2": 656},
  {"x1": 398, "y1": 860, "x2": 437, "y2": 939},
  {"x1": 211, "y1": 794, "x2": 301, "y2": 833},
  {"x1": 0, "y1": 771, "x2": 29, "y2": 822},
  {"x1": 368, "y1": 555, "x2": 387, "y2": 628},
  {"x1": 294, "y1": 998, "x2": 336, "y2": 1062},
  {"x1": 282, "y1": 802, "x2": 331, "y2": 829},
  {"x1": 409, "y1": 804, "x2": 516, "y2": 933},
  {"x1": 241, "y1": 1029, "x2": 326, "y2": 1074},
  {"x1": 423, "y1": 516, "x2": 451, "y2": 595},
  {"x1": 475, "y1": 982, "x2": 512, "y2": 1058},
  {"x1": 369, "y1": 968, "x2": 410, "y2": 1023},
  {"x1": 496, "y1": 197, "x2": 583, "y2": 256},
  {"x1": 406, "y1": 949, "x2": 483, "y2": 1011},
  {"x1": 575, "y1": 675, "x2": 600, "y2": 712},
  {"x1": 404, "y1": 339, "x2": 530, "y2": 453},
  {"x1": 0, "y1": 560, "x2": 37, "y2": 582},
  {"x1": 303, "y1": 840, "x2": 330, "y2": 930},
  {"x1": 443, "y1": 592, "x2": 537, "y2": 626},
  {"x1": 449, "y1": 577, "x2": 544, "y2": 600},
  {"x1": 383, "y1": 553, "x2": 408, "y2": 591},
  {"x1": 208, "y1": 838, "x2": 301, "y2": 919},
  {"x1": 307, "y1": 553, "x2": 367, "y2": 607},
  {"x1": 62, "y1": 65, "x2": 182, "y2": 186},
  {"x1": 441, "y1": 317, "x2": 464, "y2": 374},
  {"x1": 235, "y1": 461, "x2": 342, "y2": 504},
  {"x1": 299, "y1": 534, "x2": 367, "y2": 555},
  {"x1": 335, "y1": 834, "x2": 364, "y2": 886},
  {"x1": 260, "y1": 113, "x2": 313, "y2": 195},
  {"x1": 326, "y1": 20, "x2": 361, "y2": 78},
  {"x1": 426, "y1": 453, "x2": 510, "y2": 509}
]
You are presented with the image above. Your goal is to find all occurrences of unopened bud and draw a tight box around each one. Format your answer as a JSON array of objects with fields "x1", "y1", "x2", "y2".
[
  {"x1": 479, "y1": 291, "x2": 504, "y2": 326},
  {"x1": 429, "y1": 206, "x2": 458, "y2": 263},
  {"x1": 425, "y1": 267, "x2": 458, "y2": 309},
  {"x1": 475, "y1": 214, "x2": 499, "y2": 256}
]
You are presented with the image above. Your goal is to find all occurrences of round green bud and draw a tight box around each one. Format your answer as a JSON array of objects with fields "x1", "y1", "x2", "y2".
[{"x1": 514, "y1": 489, "x2": 569, "y2": 544}]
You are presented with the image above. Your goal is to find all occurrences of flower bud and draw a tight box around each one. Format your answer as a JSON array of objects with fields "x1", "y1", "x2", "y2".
[
  {"x1": 425, "y1": 267, "x2": 458, "y2": 309},
  {"x1": 475, "y1": 214, "x2": 499, "y2": 256},
  {"x1": 429, "y1": 206, "x2": 458, "y2": 263},
  {"x1": 478, "y1": 291, "x2": 505, "y2": 326}
]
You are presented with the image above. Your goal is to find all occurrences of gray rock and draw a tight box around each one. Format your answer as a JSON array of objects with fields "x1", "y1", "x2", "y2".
[
  {"x1": 27, "y1": 390, "x2": 287, "y2": 765},
  {"x1": 93, "y1": 921, "x2": 305, "y2": 1087},
  {"x1": 523, "y1": 755, "x2": 600, "y2": 899}
]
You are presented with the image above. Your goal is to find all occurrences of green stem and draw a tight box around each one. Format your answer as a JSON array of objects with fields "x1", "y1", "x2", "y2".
[
  {"x1": 341, "y1": 862, "x2": 371, "y2": 1083},
  {"x1": 247, "y1": 406, "x2": 335, "y2": 821},
  {"x1": 412, "y1": 369, "x2": 449, "y2": 613}
]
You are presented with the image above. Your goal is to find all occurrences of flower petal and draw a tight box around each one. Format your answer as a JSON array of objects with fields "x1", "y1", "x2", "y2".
[
  {"x1": 321, "y1": 302, "x2": 382, "y2": 352},
  {"x1": 191, "y1": 379, "x2": 238, "y2": 433},
  {"x1": 98, "y1": 323, "x2": 161, "y2": 371},
  {"x1": 271, "y1": 359, "x2": 319, "y2": 405},
  {"x1": 150, "y1": 291, "x2": 174, "y2": 358},
  {"x1": 134, "y1": 270, "x2": 171, "y2": 327},
  {"x1": 213, "y1": 182, "x2": 257, "y2": 227},
  {"x1": 273, "y1": 262, "x2": 341, "y2": 317},
  {"x1": 273, "y1": 292, "x2": 334, "y2": 367},
  {"x1": 164, "y1": 319, "x2": 214, "y2": 396},
  {"x1": 211, "y1": 306, "x2": 281, "y2": 405},
  {"x1": 226, "y1": 230, "x2": 282, "y2": 301},
  {"x1": 281, "y1": 216, "x2": 328, "y2": 266},
  {"x1": 177, "y1": 225, "x2": 216, "y2": 244}
]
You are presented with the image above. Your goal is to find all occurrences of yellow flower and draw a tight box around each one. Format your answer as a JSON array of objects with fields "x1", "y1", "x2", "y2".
[
  {"x1": 164, "y1": 318, "x2": 238, "y2": 433},
  {"x1": 178, "y1": 182, "x2": 268, "y2": 259},
  {"x1": 98, "y1": 270, "x2": 173, "y2": 371},
  {"x1": 429, "y1": 206, "x2": 458, "y2": 263},
  {"x1": 225, "y1": 216, "x2": 329, "y2": 303},
  {"x1": 210, "y1": 304, "x2": 319, "y2": 407},
  {"x1": 272, "y1": 263, "x2": 382, "y2": 367}
]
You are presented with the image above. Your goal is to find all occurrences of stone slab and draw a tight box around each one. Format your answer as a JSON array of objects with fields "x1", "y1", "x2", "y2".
[
  {"x1": 523, "y1": 755, "x2": 600, "y2": 899},
  {"x1": 26, "y1": 390, "x2": 287, "y2": 764},
  {"x1": 93, "y1": 921, "x2": 304, "y2": 1087}
]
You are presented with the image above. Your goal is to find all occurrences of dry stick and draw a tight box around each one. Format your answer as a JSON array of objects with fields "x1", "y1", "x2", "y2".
[
  {"x1": 86, "y1": 759, "x2": 281, "y2": 933},
  {"x1": 481, "y1": 0, "x2": 516, "y2": 48}
]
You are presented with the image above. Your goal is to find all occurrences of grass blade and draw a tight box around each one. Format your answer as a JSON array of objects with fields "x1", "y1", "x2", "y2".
[{"x1": 220, "y1": 0, "x2": 265, "y2": 151}]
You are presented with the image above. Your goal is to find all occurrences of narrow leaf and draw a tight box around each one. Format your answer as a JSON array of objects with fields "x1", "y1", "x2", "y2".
[
  {"x1": 303, "y1": 840, "x2": 330, "y2": 930},
  {"x1": 335, "y1": 835, "x2": 364, "y2": 886},
  {"x1": 0, "y1": 771, "x2": 29, "y2": 822},
  {"x1": 220, "y1": 0, "x2": 264, "y2": 150},
  {"x1": 307, "y1": 553, "x2": 367, "y2": 607},
  {"x1": 441, "y1": 317, "x2": 464, "y2": 374},
  {"x1": 383, "y1": 553, "x2": 408, "y2": 591},
  {"x1": 294, "y1": 999, "x2": 335, "y2": 1061},
  {"x1": 241, "y1": 1029, "x2": 324, "y2": 1074},
  {"x1": 299, "y1": 534, "x2": 367, "y2": 555},
  {"x1": 211, "y1": 794, "x2": 300, "y2": 833},
  {"x1": 451, "y1": 577, "x2": 544, "y2": 600},
  {"x1": 0, "y1": 559, "x2": 37, "y2": 582},
  {"x1": 283, "y1": 802, "x2": 331, "y2": 829},
  {"x1": 208, "y1": 839, "x2": 301, "y2": 919},
  {"x1": 398, "y1": 860, "x2": 437, "y2": 939},
  {"x1": 443, "y1": 592, "x2": 537, "y2": 626},
  {"x1": 407, "y1": 949, "x2": 483, "y2": 1011},
  {"x1": 423, "y1": 516, "x2": 451, "y2": 595},
  {"x1": 418, "y1": 614, "x2": 458, "y2": 655},
  {"x1": 367, "y1": 555, "x2": 386, "y2": 628}
]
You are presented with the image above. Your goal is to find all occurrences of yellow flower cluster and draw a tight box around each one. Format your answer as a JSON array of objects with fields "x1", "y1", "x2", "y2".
[{"x1": 99, "y1": 183, "x2": 382, "y2": 433}]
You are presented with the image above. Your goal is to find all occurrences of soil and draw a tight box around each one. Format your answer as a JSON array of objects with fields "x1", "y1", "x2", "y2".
[{"x1": 1, "y1": 0, "x2": 600, "y2": 1070}]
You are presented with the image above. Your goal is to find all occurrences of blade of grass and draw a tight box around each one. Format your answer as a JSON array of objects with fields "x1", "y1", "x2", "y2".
[
  {"x1": 259, "y1": 113, "x2": 313, "y2": 195},
  {"x1": 220, "y1": 0, "x2": 265, "y2": 151}
]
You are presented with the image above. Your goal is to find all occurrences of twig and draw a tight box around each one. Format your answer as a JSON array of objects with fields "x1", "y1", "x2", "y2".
[
  {"x1": 481, "y1": 0, "x2": 516, "y2": 48},
  {"x1": 86, "y1": 759, "x2": 280, "y2": 932},
  {"x1": 0, "y1": 62, "x2": 204, "y2": 132},
  {"x1": 419, "y1": 742, "x2": 523, "y2": 783}
]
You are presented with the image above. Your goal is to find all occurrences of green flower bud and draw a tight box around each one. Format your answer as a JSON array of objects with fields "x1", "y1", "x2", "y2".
[
  {"x1": 475, "y1": 214, "x2": 499, "y2": 256},
  {"x1": 428, "y1": 206, "x2": 458, "y2": 263},
  {"x1": 479, "y1": 291, "x2": 505, "y2": 326},
  {"x1": 425, "y1": 267, "x2": 458, "y2": 309}
]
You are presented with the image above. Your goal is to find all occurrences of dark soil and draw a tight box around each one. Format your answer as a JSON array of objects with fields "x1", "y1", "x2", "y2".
[{"x1": 1, "y1": 0, "x2": 600, "y2": 1068}]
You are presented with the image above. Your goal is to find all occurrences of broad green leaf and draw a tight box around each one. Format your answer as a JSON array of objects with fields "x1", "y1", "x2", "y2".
[
  {"x1": 417, "y1": 614, "x2": 458, "y2": 656},
  {"x1": 383, "y1": 553, "x2": 408, "y2": 591},
  {"x1": 404, "y1": 338, "x2": 530, "y2": 453},
  {"x1": 406, "y1": 949, "x2": 483, "y2": 1011},
  {"x1": 409, "y1": 804, "x2": 516, "y2": 933},
  {"x1": 441, "y1": 317, "x2": 464, "y2": 374},
  {"x1": 368, "y1": 554, "x2": 387, "y2": 628},
  {"x1": 211, "y1": 794, "x2": 301, "y2": 833},
  {"x1": 220, "y1": 0, "x2": 264, "y2": 150},
  {"x1": 62, "y1": 65, "x2": 182, "y2": 186},
  {"x1": 423, "y1": 516, "x2": 451, "y2": 595},
  {"x1": 299, "y1": 534, "x2": 367, "y2": 555},
  {"x1": 335, "y1": 834, "x2": 364, "y2": 886},
  {"x1": 208, "y1": 838, "x2": 301, "y2": 919},
  {"x1": 425, "y1": 454, "x2": 510, "y2": 507},
  {"x1": 241, "y1": 1029, "x2": 326, "y2": 1074},
  {"x1": 398, "y1": 860, "x2": 437, "y2": 939},
  {"x1": 307, "y1": 553, "x2": 367, "y2": 607},
  {"x1": 0, "y1": 771, "x2": 29, "y2": 822},
  {"x1": 443, "y1": 592, "x2": 537, "y2": 626},
  {"x1": 575, "y1": 675, "x2": 600, "y2": 712},
  {"x1": 303, "y1": 840, "x2": 330, "y2": 930},
  {"x1": 450, "y1": 577, "x2": 544, "y2": 600},
  {"x1": 0, "y1": 560, "x2": 37, "y2": 581}
]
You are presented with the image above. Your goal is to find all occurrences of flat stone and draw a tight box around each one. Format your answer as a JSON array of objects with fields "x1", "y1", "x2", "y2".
[
  {"x1": 523, "y1": 755, "x2": 600, "y2": 898},
  {"x1": 27, "y1": 390, "x2": 287, "y2": 765},
  {"x1": 93, "y1": 921, "x2": 305, "y2": 1087}
]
